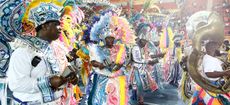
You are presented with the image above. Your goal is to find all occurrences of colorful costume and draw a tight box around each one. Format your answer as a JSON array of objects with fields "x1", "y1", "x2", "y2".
[
  {"x1": 192, "y1": 84, "x2": 230, "y2": 105},
  {"x1": 88, "y1": 44, "x2": 128, "y2": 105},
  {"x1": 167, "y1": 35, "x2": 183, "y2": 87},
  {"x1": 7, "y1": 0, "x2": 68, "y2": 104},
  {"x1": 191, "y1": 54, "x2": 230, "y2": 105},
  {"x1": 146, "y1": 25, "x2": 165, "y2": 89},
  {"x1": 87, "y1": 12, "x2": 135, "y2": 105},
  {"x1": 145, "y1": 41, "x2": 164, "y2": 89}
]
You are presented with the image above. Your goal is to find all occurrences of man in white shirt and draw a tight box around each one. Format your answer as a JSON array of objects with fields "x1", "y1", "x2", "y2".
[
  {"x1": 191, "y1": 41, "x2": 230, "y2": 105},
  {"x1": 7, "y1": 2, "x2": 76, "y2": 104},
  {"x1": 202, "y1": 41, "x2": 230, "y2": 81}
]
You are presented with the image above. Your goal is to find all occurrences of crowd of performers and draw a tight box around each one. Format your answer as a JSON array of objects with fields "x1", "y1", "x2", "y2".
[{"x1": 0, "y1": 0, "x2": 230, "y2": 105}]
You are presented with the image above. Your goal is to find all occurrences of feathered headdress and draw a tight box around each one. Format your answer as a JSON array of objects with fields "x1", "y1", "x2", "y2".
[
  {"x1": 110, "y1": 15, "x2": 136, "y2": 44},
  {"x1": 90, "y1": 13, "x2": 111, "y2": 41},
  {"x1": 59, "y1": 0, "x2": 85, "y2": 51},
  {"x1": 81, "y1": 0, "x2": 115, "y2": 8},
  {"x1": 90, "y1": 12, "x2": 136, "y2": 44},
  {"x1": 135, "y1": 23, "x2": 150, "y2": 36}
]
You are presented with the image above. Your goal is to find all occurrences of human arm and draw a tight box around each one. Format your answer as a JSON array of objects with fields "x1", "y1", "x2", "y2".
[
  {"x1": 202, "y1": 55, "x2": 230, "y2": 79},
  {"x1": 132, "y1": 46, "x2": 159, "y2": 65},
  {"x1": 150, "y1": 52, "x2": 166, "y2": 58},
  {"x1": 91, "y1": 60, "x2": 105, "y2": 70},
  {"x1": 205, "y1": 70, "x2": 230, "y2": 78}
]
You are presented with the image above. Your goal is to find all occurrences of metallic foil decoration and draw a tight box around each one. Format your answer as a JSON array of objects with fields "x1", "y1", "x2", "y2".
[
  {"x1": 0, "y1": 39, "x2": 11, "y2": 77},
  {"x1": 0, "y1": 0, "x2": 22, "y2": 76},
  {"x1": 0, "y1": 0, "x2": 23, "y2": 42}
]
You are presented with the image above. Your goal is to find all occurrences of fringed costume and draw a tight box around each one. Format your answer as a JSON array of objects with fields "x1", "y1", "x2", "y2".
[{"x1": 87, "y1": 12, "x2": 135, "y2": 105}]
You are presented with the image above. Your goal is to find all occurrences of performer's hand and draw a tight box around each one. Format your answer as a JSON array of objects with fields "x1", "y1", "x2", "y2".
[
  {"x1": 91, "y1": 60, "x2": 100, "y2": 67},
  {"x1": 98, "y1": 63, "x2": 105, "y2": 70},
  {"x1": 151, "y1": 53, "x2": 165, "y2": 58},
  {"x1": 68, "y1": 74, "x2": 78, "y2": 85},
  {"x1": 182, "y1": 56, "x2": 188, "y2": 62},
  {"x1": 91, "y1": 60, "x2": 105, "y2": 70},
  {"x1": 50, "y1": 75, "x2": 67, "y2": 90},
  {"x1": 112, "y1": 64, "x2": 123, "y2": 71},
  {"x1": 159, "y1": 53, "x2": 166, "y2": 58},
  {"x1": 150, "y1": 55, "x2": 157, "y2": 58},
  {"x1": 148, "y1": 59, "x2": 159, "y2": 65},
  {"x1": 225, "y1": 70, "x2": 230, "y2": 77},
  {"x1": 67, "y1": 48, "x2": 79, "y2": 62}
]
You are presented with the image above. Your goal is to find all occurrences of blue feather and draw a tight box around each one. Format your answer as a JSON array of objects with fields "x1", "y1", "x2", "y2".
[{"x1": 90, "y1": 13, "x2": 111, "y2": 41}]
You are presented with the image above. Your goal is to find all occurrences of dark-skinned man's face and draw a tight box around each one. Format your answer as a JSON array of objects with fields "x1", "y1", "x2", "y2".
[
  {"x1": 139, "y1": 39, "x2": 148, "y2": 48},
  {"x1": 105, "y1": 36, "x2": 115, "y2": 48},
  {"x1": 44, "y1": 21, "x2": 61, "y2": 41}
]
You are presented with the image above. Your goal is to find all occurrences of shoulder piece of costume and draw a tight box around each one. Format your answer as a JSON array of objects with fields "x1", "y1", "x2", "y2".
[
  {"x1": 16, "y1": 35, "x2": 49, "y2": 52},
  {"x1": 0, "y1": 39, "x2": 12, "y2": 77},
  {"x1": 0, "y1": 0, "x2": 23, "y2": 77},
  {"x1": 0, "y1": 0, "x2": 23, "y2": 42}
]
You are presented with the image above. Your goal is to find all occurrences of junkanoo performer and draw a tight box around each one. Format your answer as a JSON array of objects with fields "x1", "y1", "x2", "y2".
[
  {"x1": 146, "y1": 23, "x2": 166, "y2": 90},
  {"x1": 167, "y1": 35, "x2": 183, "y2": 87},
  {"x1": 87, "y1": 11, "x2": 135, "y2": 105},
  {"x1": 7, "y1": 0, "x2": 78, "y2": 104},
  {"x1": 129, "y1": 33, "x2": 159, "y2": 105}
]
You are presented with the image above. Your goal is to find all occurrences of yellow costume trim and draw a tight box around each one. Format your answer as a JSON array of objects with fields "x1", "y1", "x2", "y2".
[
  {"x1": 180, "y1": 72, "x2": 191, "y2": 103},
  {"x1": 176, "y1": 48, "x2": 182, "y2": 62},
  {"x1": 73, "y1": 85, "x2": 83, "y2": 101},
  {"x1": 61, "y1": 5, "x2": 83, "y2": 50},
  {"x1": 77, "y1": 49, "x2": 90, "y2": 86},
  {"x1": 116, "y1": 44, "x2": 125, "y2": 64},
  {"x1": 119, "y1": 76, "x2": 126, "y2": 105}
]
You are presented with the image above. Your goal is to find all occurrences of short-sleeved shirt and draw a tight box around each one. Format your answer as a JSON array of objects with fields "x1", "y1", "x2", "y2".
[{"x1": 202, "y1": 54, "x2": 223, "y2": 81}]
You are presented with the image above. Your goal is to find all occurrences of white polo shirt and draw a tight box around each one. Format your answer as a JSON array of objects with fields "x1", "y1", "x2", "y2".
[{"x1": 202, "y1": 54, "x2": 223, "y2": 81}]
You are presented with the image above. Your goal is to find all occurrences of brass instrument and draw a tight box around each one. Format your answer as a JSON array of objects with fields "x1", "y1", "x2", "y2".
[
  {"x1": 188, "y1": 12, "x2": 230, "y2": 94},
  {"x1": 180, "y1": 56, "x2": 194, "y2": 99}
]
